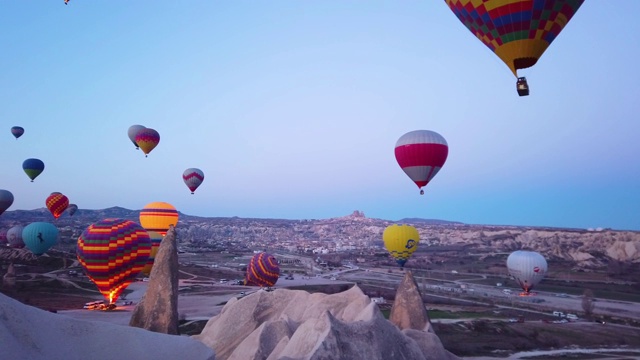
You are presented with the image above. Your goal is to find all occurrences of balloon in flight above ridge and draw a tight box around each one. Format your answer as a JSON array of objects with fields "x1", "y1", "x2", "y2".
[
  {"x1": 245, "y1": 252, "x2": 280, "y2": 287},
  {"x1": 11, "y1": 126, "x2": 24, "y2": 139},
  {"x1": 0, "y1": 189, "x2": 14, "y2": 216},
  {"x1": 67, "y1": 204, "x2": 78, "y2": 216},
  {"x1": 383, "y1": 224, "x2": 419, "y2": 268},
  {"x1": 22, "y1": 222, "x2": 59, "y2": 256},
  {"x1": 46, "y1": 193, "x2": 69, "y2": 219},
  {"x1": 139, "y1": 202, "x2": 178, "y2": 236},
  {"x1": 134, "y1": 128, "x2": 160, "y2": 157},
  {"x1": 394, "y1": 130, "x2": 448, "y2": 195},
  {"x1": 127, "y1": 125, "x2": 146, "y2": 150},
  {"x1": 183, "y1": 168, "x2": 205, "y2": 194},
  {"x1": 506, "y1": 250, "x2": 548, "y2": 294},
  {"x1": 22, "y1": 158, "x2": 45, "y2": 182},
  {"x1": 7, "y1": 225, "x2": 25, "y2": 248}
]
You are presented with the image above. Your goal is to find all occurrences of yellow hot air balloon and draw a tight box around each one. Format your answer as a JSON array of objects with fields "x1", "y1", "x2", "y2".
[
  {"x1": 383, "y1": 224, "x2": 419, "y2": 268},
  {"x1": 139, "y1": 202, "x2": 178, "y2": 236}
]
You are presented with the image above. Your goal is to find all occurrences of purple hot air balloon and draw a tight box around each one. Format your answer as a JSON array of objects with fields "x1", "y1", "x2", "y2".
[
  {"x1": 245, "y1": 252, "x2": 280, "y2": 287},
  {"x1": 11, "y1": 126, "x2": 24, "y2": 139}
]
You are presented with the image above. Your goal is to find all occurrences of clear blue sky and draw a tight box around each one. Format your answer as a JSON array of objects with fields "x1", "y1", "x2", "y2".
[{"x1": 1, "y1": 1, "x2": 639, "y2": 230}]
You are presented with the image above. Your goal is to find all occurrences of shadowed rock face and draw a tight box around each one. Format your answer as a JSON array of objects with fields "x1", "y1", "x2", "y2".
[
  {"x1": 2, "y1": 262, "x2": 16, "y2": 287},
  {"x1": 193, "y1": 285, "x2": 459, "y2": 360},
  {"x1": 390, "y1": 271, "x2": 432, "y2": 332},
  {"x1": 129, "y1": 225, "x2": 179, "y2": 334}
]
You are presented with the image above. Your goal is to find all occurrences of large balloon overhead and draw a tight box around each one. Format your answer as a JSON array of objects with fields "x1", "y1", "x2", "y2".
[
  {"x1": 141, "y1": 231, "x2": 163, "y2": 276},
  {"x1": 182, "y1": 168, "x2": 205, "y2": 194},
  {"x1": 134, "y1": 128, "x2": 160, "y2": 157},
  {"x1": 139, "y1": 202, "x2": 179, "y2": 236},
  {"x1": 246, "y1": 252, "x2": 280, "y2": 287},
  {"x1": 383, "y1": 224, "x2": 419, "y2": 268},
  {"x1": 22, "y1": 158, "x2": 45, "y2": 182},
  {"x1": 22, "y1": 222, "x2": 59, "y2": 256},
  {"x1": 46, "y1": 193, "x2": 69, "y2": 219},
  {"x1": 7, "y1": 225, "x2": 25, "y2": 248},
  {"x1": 11, "y1": 126, "x2": 24, "y2": 139},
  {"x1": 127, "y1": 124, "x2": 146, "y2": 150},
  {"x1": 506, "y1": 250, "x2": 548, "y2": 294},
  {"x1": 77, "y1": 218, "x2": 151, "y2": 304},
  {"x1": 395, "y1": 130, "x2": 448, "y2": 195},
  {"x1": 0, "y1": 189, "x2": 14, "y2": 216}
]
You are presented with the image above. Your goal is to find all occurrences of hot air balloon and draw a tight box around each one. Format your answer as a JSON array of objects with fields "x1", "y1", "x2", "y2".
[
  {"x1": 445, "y1": 0, "x2": 584, "y2": 96},
  {"x1": 395, "y1": 130, "x2": 448, "y2": 195},
  {"x1": 22, "y1": 222, "x2": 59, "y2": 256},
  {"x1": 7, "y1": 225, "x2": 25, "y2": 248},
  {"x1": 139, "y1": 202, "x2": 179, "y2": 236},
  {"x1": 0, "y1": 189, "x2": 14, "y2": 216},
  {"x1": 183, "y1": 168, "x2": 205, "y2": 194},
  {"x1": 245, "y1": 252, "x2": 280, "y2": 287},
  {"x1": 11, "y1": 126, "x2": 24, "y2": 139},
  {"x1": 77, "y1": 218, "x2": 151, "y2": 305},
  {"x1": 127, "y1": 125, "x2": 146, "y2": 150},
  {"x1": 46, "y1": 193, "x2": 69, "y2": 219},
  {"x1": 67, "y1": 203, "x2": 78, "y2": 216},
  {"x1": 141, "y1": 231, "x2": 163, "y2": 276},
  {"x1": 135, "y1": 128, "x2": 160, "y2": 157},
  {"x1": 22, "y1": 158, "x2": 45, "y2": 182},
  {"x1": 0, "y1": 229, "x2": 8, "y2": 246},
  {"x1": 383, "y1": 224, "x2": 419, "y2": 268},
  {"x1": 506, "y1": 250, "x2": 548, "y2": 294}
]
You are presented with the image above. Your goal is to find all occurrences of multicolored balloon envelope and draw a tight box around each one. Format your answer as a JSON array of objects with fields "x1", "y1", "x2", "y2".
[
  {"x1": 506, "y1": 250, "x2": 548, "y2": 294},
  {"x1": 22, "y1": 222, "x2": 59, "y2": 256},
  {"x1": 141, "y1": 231, "x2": 163, "y2": 276},
  {"x1": 22, "y1": 158, "x2": 45, "y2": 182},
  {"x1": 395, "y1": 130, "x2": 448, "y2": 195},
  {"x1": 46, "y1": 193, "x2": 69, "y2": 219},
  {"x1": 383, "y1": 224, "x2": 419, "y2": 268},
  {"x1": 245, "y1": 252, "x2": 280, "y2": 287},
  {"x1": 127, "y1": 124, "x2": 146, "y2": 150},
  {"x1": 7, "y1": 225, "x2": 25, "y2": 248},
  {"x1": 139, "y1": 202, "x2": 179, "y2": 236},
  {"x1": 0, "y1": 189, "x2": 14, "y2": 216},
  {"x1": 77, "y1": 219, "x2": 151, "y2": 304},
  {"x1": 134, "y1": 128, "x2": 160, "y2": 157},
  {"x1": 445, "y1": 0, "x2": 584, "y2": 77},
  {"x1": 182, "y1": 168, "x2": 205, "y2": 194},
  {"x1": 11, "y1": 126, "x2": 24, "y2": 139}
]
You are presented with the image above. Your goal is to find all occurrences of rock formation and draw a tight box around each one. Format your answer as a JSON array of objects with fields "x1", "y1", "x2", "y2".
[
  {"x1": 390, "y1": 271, "x2": 432, "y2": 332},
  {"x1": 0, "y1": 292, "x2": 215, "y2": 360},
  {"x1": 2, "y1": 262, "x2": 15, "y2": 288},
  {"x1": 194, "y1": 285, "x2": 459, "y2": 360},
  {"x1": 129, "y1": 225, "x2": 179, "y2": 334}
]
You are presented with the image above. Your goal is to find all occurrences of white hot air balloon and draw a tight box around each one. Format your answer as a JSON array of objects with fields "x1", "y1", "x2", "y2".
[{"x1": 506, "y1": 250, "x2": 548, "y2": 294}]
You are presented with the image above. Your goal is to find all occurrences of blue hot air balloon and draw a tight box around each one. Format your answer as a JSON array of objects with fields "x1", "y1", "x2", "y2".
[
  {"x1": 22, "y1": 158, "x2": 45, "y2": 182},
  {"x1": 23, "y1": 222, "x2": 59, "y2": 255}
]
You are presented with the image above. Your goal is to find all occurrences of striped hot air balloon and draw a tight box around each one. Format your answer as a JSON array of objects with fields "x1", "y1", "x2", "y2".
[
  {"x1": 394, "y1": 130, "x2": 448, "y2": 195},
  {"x1": 134, "y1": 128, "x2": 160, "y2": 157},
  {"x1": 46, "y1": 193, "x2": 69, "y2": 219},
  {"x1": 139, "y1": 202, "x2": 179, "y2": 236},
  {"x1": 383, "y1": 224, "x2": 419, "y2": 268},
  {"x1": 141, "y1": 231, "x2": 163, "y2": 276},
  {"x1": 245, "y1": 252, "x2": 280, "y2": 287},
  {"x1": 182, "y1": 168, "x2": 205, "y2": 194},
  {"x1": 77, "y1": 219, "x2": 151, "y2": 305}
]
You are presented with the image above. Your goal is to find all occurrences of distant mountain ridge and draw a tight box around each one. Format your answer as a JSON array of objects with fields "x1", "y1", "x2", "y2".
[{"x1": 396, "y1": 218, "x2": 464, "y2": 225}]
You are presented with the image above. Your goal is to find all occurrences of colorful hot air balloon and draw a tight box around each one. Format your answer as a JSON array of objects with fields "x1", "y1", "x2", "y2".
[
  {"x1": 506, "y1": 250, "x2": 548, "y2": 294},
  {"x1": 141, "y1": 231, "x2": 163, "y2": 276},
  {"x1": 127, "y1": 125, "x2": 146, "y2": 150},
  {"x1": 11, "y1": 126, "x2": 24, "y2": 139},
  {"x1": 67, "y1": 203, "x2": 78, "y2": 216},
  {"x1": 383, "y1": 224, "x2": 419, "y2": 267},
  {"x1": 22, "y1": 222, "x2": 59, "y2": 256},
  {"x1": 445, "y1": 0, "x2": 584, "y2": 95},
  {"x1": 7, "y1": 225, "x2": 25, "y2": 248},
  {"x1": 77, "y1": 218, "x2": 151, "y2": 305},
  {"x1": 0, "y1": 189, "x2": 14, "y2": 216},
  {"x1": 46, "y1": 193, "x2": 69, "y2": 219},
  {"x1": 395, "y1": 130, "x2": 448, "y2": 195},
  {"x1": 135, "y1": 128, "x2": 160, "y2": 157},
  {"x1": 0, "y1": 229, "x2": 8, "y2": 246},
  {"x1": 182, "y1": 168, "x2": 205, "y2": 194},
  {"x1": 139, "y1": 202, "x2": 178, "y2": 236},
  {"x1": 245, "y1": 252, "x2": 280, "y2": 287},
  {"x1": 22, "y1": 158, "x2": 45, "y2": 182}
]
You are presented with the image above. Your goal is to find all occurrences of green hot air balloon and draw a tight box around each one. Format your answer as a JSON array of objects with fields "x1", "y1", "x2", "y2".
[
  {"x1": 22, "y1": 158, "x2": 45, "y2": 182},
  {"x1": 22, "y1": 222, "x2": 59, "y2": 255}
]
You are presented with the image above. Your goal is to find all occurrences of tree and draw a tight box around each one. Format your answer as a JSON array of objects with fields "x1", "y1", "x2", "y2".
[{"x1": 582, "y1": 288, "x2": 595, "y2": 317}]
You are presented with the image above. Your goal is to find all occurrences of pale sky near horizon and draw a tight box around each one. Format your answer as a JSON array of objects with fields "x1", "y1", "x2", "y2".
[{"x1": 1, "y1": 1, "x2": 639, "y2": 230}]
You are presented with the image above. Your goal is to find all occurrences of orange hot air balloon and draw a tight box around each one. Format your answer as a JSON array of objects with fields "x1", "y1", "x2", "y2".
[
  {"x1": 139, "y1": 202, "x2": 178, "y2": 236},
  {"x1": 46, "y1": 193, "x2": 69, "y2": 219},
  {"x1": 135, "y1": 128, "x2": 160, "y2": 157}
]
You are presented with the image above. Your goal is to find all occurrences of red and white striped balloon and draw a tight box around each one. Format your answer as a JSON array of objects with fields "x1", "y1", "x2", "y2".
[
  {"x1": 394, "y1": 130, "x2": 448, "y2": 195},
  {"x1": 182, "y1": 168, "x2": 205, "y2": 194}
]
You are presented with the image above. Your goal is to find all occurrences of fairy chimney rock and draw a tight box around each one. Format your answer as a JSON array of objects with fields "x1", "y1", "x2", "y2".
[
  {"x1": 389, "y1": 271, "x2": 433, "y2": 332},
  {"x1": 3, "y1": 263, "x2": 16, "y2": 288}
]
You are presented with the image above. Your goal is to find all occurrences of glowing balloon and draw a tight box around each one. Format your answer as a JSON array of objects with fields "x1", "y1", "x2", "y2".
[
  {"x1": 67, "y1": 204, "x2": 78, "y2": 216},
  {"x1": 135, "y1": 128, "x2": 160, "y2": 157},
  {"x1": 139, "y1": 202, "x2": 178, "y2": 236},
  {"x1": 182, "y1": 168, "x2": 205, "y2": 194},
  {"x1": 22, "y1": 222, "x2": 59, "y2": 255},
  {"x1": 395, "y1": 130, "x2": 448, "y2": 195},
  {"x1": 245, "y1": 252, "x2": 280, "y2": 287},
  {"x1": 141, "y1": 231, "x2": 163, "y2": 276},
  {"x1": 46, "y1": 193, "x2": 69, "y2": 219},
  {"x1": 77, "y1": 218, "x2": 151, "y2": 304},
  {"x1": 0, "y1": 189, "x2": 14, "y2": 216},
  {"x1": 383, "y1": 224, "x2": 419, "y2": 267},
  {"x1": 22, "y1": 158, "x2": 45, "y2": 182},
  {"x1": 507, "y1": 250, "x2": 548, "y2": 294},
  {"x1": 127, "y1": 125, "x2": 146, "y2": 150},
  {"x1": 11, "y1": 126, "x2": 24, "y2": 139},
  {"x1": 7, "y1": 225, "x2": 25, "y2": 248}
]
